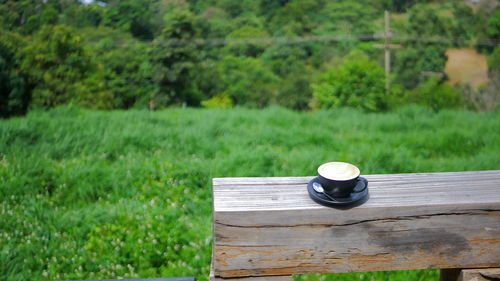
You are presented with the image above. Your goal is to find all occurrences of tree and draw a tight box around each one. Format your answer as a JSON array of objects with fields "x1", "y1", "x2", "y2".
[
  {"x1": 269, "y1": 0, "x2": 320, "y2": 36},
  {"x1": 60, "y1": 3, "x2": 104, "y2": 28},
  {"x1": 394, "y1": 46, "x2": 447, "y2": 89},
  {"x1": 262, "y1": 44, "x2": 313, "y2": 109},
  {"x1": 216, "y1": 56, "x2": 279, "y2": 107},
  {"x1": 393, "y1": 4, "x2": 450, "y2": 90},
  {"x1": 312, "y1": 50, "x2": 386, "y2": 111},
  {"x1": 410, "y1": 77, "x2": 464, "y2": 112},
  {"x1": 152, "y1": 8, "x2": 201, "y2": 106},
  {"x1": 19, "y1": 3, "x2": 60, "y2": 34},
  {"x1": 217, "y1": 0, "x2": 258, "y2": 18},
  {"x1": 368, "y1": 0, "x2": 431, "y2": 13},
  {"x1": 475, "y1": 8, "x2": 500, "y2": 53},
  {"x1": 196, "y1": 7, "x2": 233, "y2": 39},
  {"x1": 487, "y1": 11, "x2": 500, "y2": 39},
  {"x1": 314, "y1": 1, "x2": 378, "y2": 36},
  {"x1": 85, "y1": 28, "x2": 156, "y2": 109},
  {"x1": 224, "y1": 25, "x2": 269, "y2": 57},
  {"x1": 20, "y1": 25, "x2": 114, "y2": 109},
  {"x1": 0, "y1": 33, "x2": 29, "y2": 118},
  {"x1": 102, "y1": 0, "x2": 154, "y2": 39},
  {"x1": 451, "y1": 2, "x2": 479, "y2": 42},
  {"x1": 0, "y1": 1, "x2": 19, "y2": 29}
]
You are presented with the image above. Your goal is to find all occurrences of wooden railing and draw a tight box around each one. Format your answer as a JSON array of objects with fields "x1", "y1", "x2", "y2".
[{"x1": 210, "y1": 170, "x2": 500, "y2": 281}]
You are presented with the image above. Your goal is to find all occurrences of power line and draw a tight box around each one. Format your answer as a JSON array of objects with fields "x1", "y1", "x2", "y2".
[{"x1": 88, "y1": 34, "x2": 500, "y2": 48}]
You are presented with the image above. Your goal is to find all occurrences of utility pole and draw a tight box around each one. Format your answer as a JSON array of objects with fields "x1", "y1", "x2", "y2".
[
  {"x1": 384, "y1": 10, "x2": 390, "y2": 95},
  {"x1": 374, "y1": 11, "x2": 402, "y2": 95}
]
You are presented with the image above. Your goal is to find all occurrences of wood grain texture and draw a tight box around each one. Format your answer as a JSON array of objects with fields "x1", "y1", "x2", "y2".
[
  {"x1": 212, "y1": 171, "x2": 500, "y2": 278},
  {"x1": 459, "y1": 268, "x2": 500, "y2": 281},
  {"x1": 210, "y1": 261, "x2": 292, "y2": 281}
]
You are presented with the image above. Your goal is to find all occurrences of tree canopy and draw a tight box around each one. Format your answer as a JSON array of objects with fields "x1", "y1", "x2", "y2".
[{"x1": 1, "y1": 0, "x2": 497, "y2": 117}]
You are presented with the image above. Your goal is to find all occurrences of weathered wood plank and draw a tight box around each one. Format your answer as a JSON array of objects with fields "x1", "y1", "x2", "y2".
[
  {"x1": 459, "y1": 268, "x2": 500, "y2": 281},
  {"x1": 210, "y1": 261, "x2": 292, "y2": 281},
  {"x1": 212, "y1": 171, "x2": 500, "y2": 278},
  {"x1": 210, "y1": 268, "x2": 292, "y2": 281}
]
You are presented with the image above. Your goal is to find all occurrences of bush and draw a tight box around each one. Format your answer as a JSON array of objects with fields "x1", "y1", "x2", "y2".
[
  {"x1": 312, "y1": 50, "x2": 386, "y2": 111},
  {"x1": 201, "y1": 94, "x2": 233, "y2": 109},
  {"x1": 488, "y1": 46, "x2": 500, "y2": 72},
  {"x1": 457, "y1": 70, "x2": 500, "y2": 112},
  {"x1": 410, "y1": 77, "x2": 464, "y2": 111}
]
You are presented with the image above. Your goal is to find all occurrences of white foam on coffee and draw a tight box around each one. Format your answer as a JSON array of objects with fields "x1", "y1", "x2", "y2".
[{"x1": 318, "y1": 162, "x2": 360, "y2": 181}]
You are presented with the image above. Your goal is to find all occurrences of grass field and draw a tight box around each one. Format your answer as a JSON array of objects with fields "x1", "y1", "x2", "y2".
[{"x1": 1, "y1": 106, "x2": 499, "y2": 281}]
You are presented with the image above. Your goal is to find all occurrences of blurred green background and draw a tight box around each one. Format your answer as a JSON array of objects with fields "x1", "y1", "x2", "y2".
[{"x1": 1, "y1": 0, "x2": 499, "y2": 116}]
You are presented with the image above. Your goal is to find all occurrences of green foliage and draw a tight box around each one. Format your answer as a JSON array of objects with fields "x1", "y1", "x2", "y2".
[
  {"x1": 153, "y1": 8, "x2": 201, "y2": 107},
  {"x1": 216, "y1": 56, "x2": 279, "y2": 107},
  {"x1": 409, "y1": 77, "x2": 464, "y2": 112},
  {"x1": 0, "y1": 0, "x2": 495, "y2": 114},
  {"x1": 456, "y1": 71, "x2": 500, "y2": 112},
  {"x1": 488, "y1": 47, "x2": 500, "y2": 72},
  {"x1": 201, "y1": 94, "x2": 233, "y2": 109},
  {"x1": 261, "y1": 44, "x2": 313, "y2": 110},
  {"x1": 0, "y1": 31, "x2": 30, "y2": 118},
  {"x1": 60, "y1": 3, "x2": 104, "y2": 28},
  {"x1": 269, "y1": 0, "x2": 320, "y2": 36},
  {"x1": 19, "y1": 4, "x2": 60, "y2": 34},
  {"x1": 19, "y1": 25, "x2": 114, "y2": 109},
  {"x1": 312, "y1": 51, "x2": 386, "y2": 111},
  {"x1": 1, "y1": 106, "x2": 500, "y2": 280},
  {"x1": 0, "y1": 3, "x2": 18, "y2": 29},
  {"x1": 217, "y1": 0, "x2": 258, "y2": 18},
  {"x1": 451, "y1": 2, "x2": 480, "y2": 41},
  {"x1": 394, "y1": 46, "x2": 448, "y2": 89},
  {"x1": 405, "y1": 4, "x2": 455, "y2": 38},
  {"x1": 314, "y1": 1, "x2": 378, "y2": 35},
  {"x1": 369, "y1": 0, "x2": 431, "y2": 13},
  {"x1": 394, "y1": 5, "x2": 454, "y2": 89},
  {"x1": 487, "y1": 11, "x2": 500, "y2": 39},
  {"x1": 225, "y1": 25, "x2": 269, "y2": 57},
  {"x1": 392, "y1": 4, "x2": 457, "y2": 90},
  {"x1": 102, "y1": 0, "x2": 154, "y2": 39},
  {"x1": 88, "y1": 27, "x2": 156, "y2": 109},
  {"x1": 276, "y1": 73, "x2": 313, "y2": 110},
  {"x1": 196, "y1": 7, "x2": 233, "y2": 38}
]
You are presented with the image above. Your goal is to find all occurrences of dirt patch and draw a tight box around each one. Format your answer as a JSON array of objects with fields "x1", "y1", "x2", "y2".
[{"x1": 445, "y1": 48, "x2": 489, "y2": 88}]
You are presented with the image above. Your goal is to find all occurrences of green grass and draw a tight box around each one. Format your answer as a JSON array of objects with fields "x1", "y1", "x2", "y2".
[{"x1": 1, "y1": 105, "x2": 499, "y2": 281}]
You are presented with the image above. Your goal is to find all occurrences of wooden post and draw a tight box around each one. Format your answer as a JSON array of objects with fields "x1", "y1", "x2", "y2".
[
  {"x1": 212, "y1": 171, "x2": 500, "y2": 279},
  {"x1": 459, "y1": 268, "x2": 500, "y2": 281},
  {"x1": 384, "y1": 10, "x2": 390, "y2": 94},
  {"x1": 374, "y1": 11, "x2": 401, "y2": 94}
]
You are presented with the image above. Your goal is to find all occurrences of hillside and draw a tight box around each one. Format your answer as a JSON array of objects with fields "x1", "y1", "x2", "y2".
[
  {"x1": 2, "y1": 0, "x2": 499, "y2": 117},
  {"x1": 1, "y1": 106, "x2": 499, "y2": 281}
]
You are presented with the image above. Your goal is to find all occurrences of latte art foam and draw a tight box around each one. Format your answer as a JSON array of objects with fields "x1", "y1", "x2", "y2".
[{"x1": 318, "y1": 162, "x2": 360, "y2": 181}]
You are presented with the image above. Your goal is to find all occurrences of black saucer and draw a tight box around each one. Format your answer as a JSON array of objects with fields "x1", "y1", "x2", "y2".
[{"x1": 307, "y1": 176, "x2": 369, "y2": 207}]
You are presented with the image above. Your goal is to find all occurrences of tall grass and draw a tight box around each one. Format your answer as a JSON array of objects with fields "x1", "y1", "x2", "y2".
[{"x1": 1, "y1": 105, "x2": 499, "y2": 281}]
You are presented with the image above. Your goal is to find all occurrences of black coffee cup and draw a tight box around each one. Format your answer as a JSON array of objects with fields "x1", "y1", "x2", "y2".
[{"x1": 317, "y1": 162, "x2": 360, "y2": 198}]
